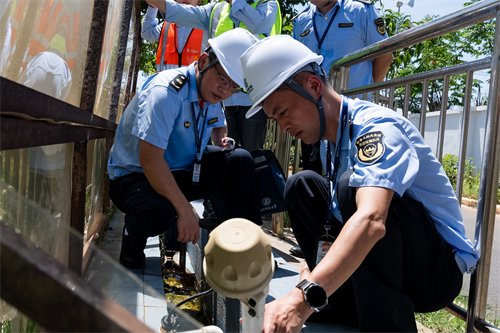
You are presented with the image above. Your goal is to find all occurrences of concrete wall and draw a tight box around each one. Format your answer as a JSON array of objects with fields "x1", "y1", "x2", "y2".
[{"x1": 407, "y1": 106, "x2": 488, "y2": 175}]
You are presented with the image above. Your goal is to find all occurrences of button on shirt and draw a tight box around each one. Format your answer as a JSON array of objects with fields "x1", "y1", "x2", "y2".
[
  {"x1": 321, "y1": 97, "x2": 478, "y2": 274},
  {"x1": 108, "y1": 63, "x2": 225, "y2": 179},
  {"x1": 161, "y1": 0, "x2": 278, "y2": 107},
  {"x1": 293, "y1": 0, "x2": 387, "y2": 89}
]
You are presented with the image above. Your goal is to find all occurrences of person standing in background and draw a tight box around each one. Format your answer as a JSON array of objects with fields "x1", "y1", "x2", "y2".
[
  {"x1": 289, "y1": 0, "x2": 393, "y2": 259},
  {"x1": 145, "y1": 0, "x2": 281, "y2": 152}
]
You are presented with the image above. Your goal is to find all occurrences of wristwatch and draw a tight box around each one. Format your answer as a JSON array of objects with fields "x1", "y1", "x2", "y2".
[{"x1": 296, "y1": 279, "x2": 328, "y2": 312}]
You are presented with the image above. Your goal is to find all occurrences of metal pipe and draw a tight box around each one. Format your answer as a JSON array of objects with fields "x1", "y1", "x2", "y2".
[
  {"x1": 374, "y1": 89, "x2": 380, "y2": 105},
  {"x1": 466, "y1": 10, "x2": 500, "y2": 333},
  {"x1": 403, "y1": 82, "x2": 410, "y2": 118},
  {"x1": 388, "y1": 86, "x2": 395, "y2": 111},
  {"x1": 436, "y1": 75, "x2": 450, "y2": 162},
  {"x1": 343, "y1": 58, "x2": 491, "y2": 97},
  {"x1": 362, "y1": 91, "x2": 368, "y2": 101},
  {"x1": 456, "y1": 71, "x2": 474, "y2": 203},
  {"x1": 329, "y1": 0, "x2": 500, "y2": 72},
  {"x1": 419, "y1": 79, "x2": 429, "y2": 137}
]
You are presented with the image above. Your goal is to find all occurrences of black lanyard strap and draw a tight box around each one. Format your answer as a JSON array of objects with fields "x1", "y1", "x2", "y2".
[
  {"x1": 325, "y1": 96, "x2": 349, "y2": 229},
  {"x1": 313, "y1": 3, "x2": 341, "y2": 51},
  {"x1": 191, "y1": 103, "x2": 208, "y2": 162}
]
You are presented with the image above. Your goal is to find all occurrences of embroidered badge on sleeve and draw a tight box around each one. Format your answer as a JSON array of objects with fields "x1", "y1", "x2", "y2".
[
  {"x1": 374, "y1": 17, "x2": 386, "y2": 35},
  {"x1": 355, "y1": 131, "x2": 386, "y2": 164}
]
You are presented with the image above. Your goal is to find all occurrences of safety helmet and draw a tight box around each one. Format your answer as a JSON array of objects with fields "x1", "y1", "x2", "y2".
[
  {"x1": 207, "y1": 28, "x2": 259, "y2": 88},
  {"x1": 241, "y1": 35, "x2": 324, "y2": 118}
]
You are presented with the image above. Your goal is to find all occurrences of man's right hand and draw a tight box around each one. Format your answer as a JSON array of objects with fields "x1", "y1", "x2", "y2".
[{"x1": 176, "y1": 208, "x2": 200, "y2": 244}]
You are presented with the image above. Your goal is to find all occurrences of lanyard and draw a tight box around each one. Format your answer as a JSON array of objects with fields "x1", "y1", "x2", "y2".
[
  {"x1": 313, "y1": 2, "x2": 341, "y2": 51},
  {"x1": 325, "y1": 96, "x2": 349, "y2": 229},
  {"x1": 191, "y1": 102, "x2": 208, "y2": 162}
]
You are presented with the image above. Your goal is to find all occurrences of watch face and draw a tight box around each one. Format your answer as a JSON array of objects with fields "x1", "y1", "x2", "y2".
[{"x1": 306, "y1": 285, "x2": 327, "y2": 308}]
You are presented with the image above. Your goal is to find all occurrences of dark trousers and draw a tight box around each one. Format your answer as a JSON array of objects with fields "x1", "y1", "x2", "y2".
[
  {"x1": 300, "y1": 140, "x2": 322, "y2": 174},
  {"x1": 225, "y1": 105, "x2": 268, "y2": 151},
  {"x1": 109, "y1": 148, "x2": 262, "y2": 255},
  {"x1": 284, "y1": 170, "x2": 463, "y2": 332}
]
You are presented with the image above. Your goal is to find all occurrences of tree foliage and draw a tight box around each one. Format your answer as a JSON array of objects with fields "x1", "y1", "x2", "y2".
[{"x1": 374, "y1": 0, "x2": 493, "y2": 113}]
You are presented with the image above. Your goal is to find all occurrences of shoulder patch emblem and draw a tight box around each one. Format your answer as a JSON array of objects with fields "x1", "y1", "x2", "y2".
[
  {"x1": 374, "y1": 17, "x2": 386, "y2": 35},
  {"x1": 354, "y1": 0, "x2": 373, "y2": 4},
  {"x1": 355, "y1": 131, "x2": 385, "y2": 165},
  {"x1": 184, "y1": 122, "x2": 191, "y2": 128},
  {"x1": 338, "y1": 23, "x2": 354, "y2": 28},
  {"x1": 300, "y1": 29, "x2": 311, "y2": 37},
  {"x1": 208, "y1": 117, "x2": 218, "y2": 125},
  {"x1": 169, "y1": 74, "x2": 188, "y2": 92}
]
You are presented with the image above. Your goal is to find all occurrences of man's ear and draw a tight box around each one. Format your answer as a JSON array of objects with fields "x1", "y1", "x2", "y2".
[
  {"x1": 198, "y1": 53, "x2": 209, "y2": 71},
  {"x1": 307, "y1": 74, "x2": 323, "y2": 100}
]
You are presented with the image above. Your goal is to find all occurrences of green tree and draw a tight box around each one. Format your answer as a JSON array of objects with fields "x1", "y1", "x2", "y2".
[{"x1": 374, "y1": 1, "x2": 491, "y2": 113}]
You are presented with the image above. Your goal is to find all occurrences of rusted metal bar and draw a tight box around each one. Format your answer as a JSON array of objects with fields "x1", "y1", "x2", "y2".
[
  {"x1": 81, "y1": 213, "x2": 107, "y2": 279},
  {"x1": 388, "y1": 86, "x2": 395, "y2": 111},
  {"x1": 0, "y1": 117, "x2": 114, "y2": 151},
  {"x1": 0, "y1": 221, "x2": 154, "y2": 332},
  {"x1": 466, "y1": 10, "x2": 500, "y2": 332},
  {"x1": 374, "y1": 89, "x2": 380, "y2": 105},
  {"x1": 0, "y1": 78, "x2": 116, "y2": 131},
  {"x1": 293, "y1": 139, "x2": 301, "y2": 174},
  {"x1": 419, "y1": 79, "x2": 429, "y2": 137},
  {"x1": 436, "y1": 75, "x2": 450, "y2": 162},
  {"x1": 69, "y1": 141, "x2": 87, "y2": 275},
  {"x1": 456, "y1": 71, "x2": 474, "y2": 203},
  {"x1": 124, "y1": 3, "x2": 142, "y2": 110},
  {"x1": 109, "y1": 0, "x2": 134, "y2": 123},
  {"x1": 131, "y1": 0, "x2": 143, "y2": 97},
  {"x1": 69, "y1": 0, "x2": 111, "y2": 275}
]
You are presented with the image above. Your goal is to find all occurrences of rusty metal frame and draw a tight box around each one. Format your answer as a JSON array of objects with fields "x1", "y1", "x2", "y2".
[{"x1": 0, "y1": 221, "x2": 154, "y2": 332}]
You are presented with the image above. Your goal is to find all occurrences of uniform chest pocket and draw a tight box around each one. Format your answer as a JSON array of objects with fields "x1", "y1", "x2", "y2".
[{"x1": 324, "y1": 24, "x2": 363, "y2": 55}]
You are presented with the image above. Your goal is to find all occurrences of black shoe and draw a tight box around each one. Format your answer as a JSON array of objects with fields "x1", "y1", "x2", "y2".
[
  {"x1": 202, "y1": 199, "x2": 217, "y2": 221},
  {"x1": 289, "y1": 246, "x2": 304, "y2": 259},
  {"x1": 119, "y1": 229, "x2": 145, "y2": 269}
]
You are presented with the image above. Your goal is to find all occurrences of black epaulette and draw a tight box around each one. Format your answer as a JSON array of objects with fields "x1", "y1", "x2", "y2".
[
  {"x1": 169, "y1": 74, "x2": 188, "y2": 92},
  {"x1": 292, "y1": 5, "x2": 310, "y2": 22},
  {"x1": 353, "y1": 0, "x2": 373, "y2": 5}
]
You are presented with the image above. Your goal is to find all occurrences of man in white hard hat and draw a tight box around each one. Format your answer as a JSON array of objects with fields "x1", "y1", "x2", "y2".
[
  {"x1": 107, "y1": 29, "x2": 262, "y2": 269},
  {"x1": 241, "y1": 35, "x2": 478, "y2": 332}
]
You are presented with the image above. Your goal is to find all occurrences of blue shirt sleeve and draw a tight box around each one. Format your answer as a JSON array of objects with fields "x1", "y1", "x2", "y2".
[
  {"x1": 141, "y1": 6, "x2": 163, "y2": 41},
  {"x1": 229, "y1": 0, "x2": 278, "y2": 35},
  {"x1": 163, "y1": 0, "x2": 215, "y2": 31},
  {"x1": 132, "y1": 85, "x2": 183, "y2": 150},
  {"x1": 349, "y1": 117, "x2": 419, "y2": 196},
  {"x1": 362, "y1": 4, "x2": 388, "y2": 46}
]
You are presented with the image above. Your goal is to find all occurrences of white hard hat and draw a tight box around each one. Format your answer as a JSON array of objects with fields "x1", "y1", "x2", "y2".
[
  {"x1": 208, "y1": 28, "x2": 259, "y2": 89},
  {"x1": 241, "y1": 35, "x2": 324, "y2": 118}
]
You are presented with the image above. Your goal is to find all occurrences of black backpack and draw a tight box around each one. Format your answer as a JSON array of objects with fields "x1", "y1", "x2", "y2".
[{"x1": 251, "y1": 149, "x2": 287, "y2": 216}]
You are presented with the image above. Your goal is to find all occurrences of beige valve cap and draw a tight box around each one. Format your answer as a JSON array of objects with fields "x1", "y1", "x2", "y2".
[{"x1": 203, "y1": 218, "x2": 275, "y2": 298}]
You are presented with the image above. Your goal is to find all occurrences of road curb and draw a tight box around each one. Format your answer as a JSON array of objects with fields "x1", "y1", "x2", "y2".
[{"x1": 461, "y1": 197, "x2": 500, "y2": 214}]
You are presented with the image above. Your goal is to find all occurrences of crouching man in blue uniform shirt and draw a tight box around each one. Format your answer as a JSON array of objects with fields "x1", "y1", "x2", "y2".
[
  {"x1": 107, "y1": 29, "x2": 262, "y2": 269},
  {"x1": 241, "y1": 35, "x2": 478, "y2": 332}
]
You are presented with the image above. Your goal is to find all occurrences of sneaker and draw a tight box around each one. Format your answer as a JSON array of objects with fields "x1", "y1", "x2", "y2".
[{"x1": 119, "y1": 228, "x2": 145, "y2": 269}]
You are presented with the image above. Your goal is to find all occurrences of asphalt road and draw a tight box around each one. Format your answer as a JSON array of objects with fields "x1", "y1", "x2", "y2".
[{"x1": 460, "y1": 205, "x2": 500, "y2": 318}]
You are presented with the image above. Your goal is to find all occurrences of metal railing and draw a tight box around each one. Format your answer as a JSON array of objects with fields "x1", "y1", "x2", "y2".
[{"x1": 327, "y1": 0, "x2": 500, "y2": 331}]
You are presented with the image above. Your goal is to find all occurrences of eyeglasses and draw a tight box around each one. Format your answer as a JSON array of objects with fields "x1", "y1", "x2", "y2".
[{"x1": 213, "y1": 65, "x2": 243, "y2": 94}]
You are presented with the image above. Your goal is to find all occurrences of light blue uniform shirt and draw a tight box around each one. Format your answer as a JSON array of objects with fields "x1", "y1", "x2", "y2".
[
  {"x1": 293, "y1": 0, "x2": 387, "y2": 91},
  {"x1": 141, "y1": 6, "x2": 209, "y2": 69},
  {"x1": 108, "y1": 63, "x2": 225, "y2": 179},
  {"x1": 321, "y1": 97, "x2": 478, "y2": 275},
  {"x1": 160, "y1": 0, "x2": 278, "y2": 106}
]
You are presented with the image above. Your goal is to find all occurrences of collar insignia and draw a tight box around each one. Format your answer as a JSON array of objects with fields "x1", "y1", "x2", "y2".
[
  {"x1": 184, "y1": 122, "x2": 191, "y2": 128},
  {"x1": 300, "y1": 29, "x2": 311, "y2": 37}
]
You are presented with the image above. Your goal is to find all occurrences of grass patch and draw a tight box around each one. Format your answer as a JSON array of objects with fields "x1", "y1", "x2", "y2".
[{"x1": 416, "y1": 295, "x2": 500, "y2": 332}]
